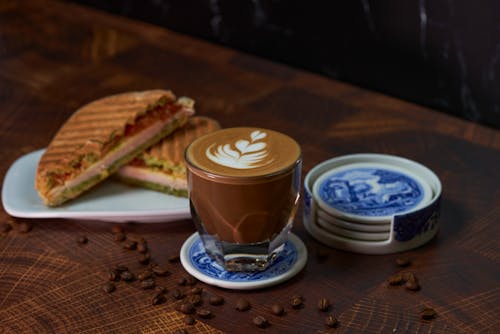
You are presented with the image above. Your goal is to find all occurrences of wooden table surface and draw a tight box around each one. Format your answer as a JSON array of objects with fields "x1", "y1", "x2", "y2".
[{"x1": 1, "y1": 1, "x2": 499, "y2": 333}]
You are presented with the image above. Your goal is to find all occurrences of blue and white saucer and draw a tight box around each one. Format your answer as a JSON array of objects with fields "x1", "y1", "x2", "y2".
[{"x1": 180, "y1": 233, "x2": 307, "y2": 290}]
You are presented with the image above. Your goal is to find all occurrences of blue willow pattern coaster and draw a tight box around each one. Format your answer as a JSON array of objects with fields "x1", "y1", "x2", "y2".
[
  {"x1": 188, "y1": 236, "x2": 298, "y2": 282},
  {"x1": 318, "y1": 167, "x2": 426, "y2": 217}
]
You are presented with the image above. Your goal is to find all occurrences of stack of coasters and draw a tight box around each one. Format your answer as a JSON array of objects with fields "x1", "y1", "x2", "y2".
[{"x1": 303, "y1": 154, "x2": 441, "y2": 254}]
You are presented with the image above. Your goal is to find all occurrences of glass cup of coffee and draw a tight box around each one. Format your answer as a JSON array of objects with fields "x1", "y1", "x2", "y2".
[{"x1": 185, "y1": 127, "x2": 302, "y2": 272}]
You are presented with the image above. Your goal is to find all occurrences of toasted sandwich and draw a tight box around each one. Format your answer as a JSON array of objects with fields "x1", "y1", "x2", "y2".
[
  {"x1": 35, "y1": 90, "x2": 195, "y2": 206},
  {"x1": 116, "y1": 116, "x2": 220, "y2": 197}
]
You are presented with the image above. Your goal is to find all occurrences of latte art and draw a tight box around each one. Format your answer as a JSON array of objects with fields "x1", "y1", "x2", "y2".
[{"x1": 205, "y1": 130, "x2": 273, "y2": 169}]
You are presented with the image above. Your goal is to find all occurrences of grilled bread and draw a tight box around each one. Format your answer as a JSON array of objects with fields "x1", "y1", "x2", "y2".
[
  {"x1": 117, "y1": 116, "x2": 220, "y2": 197},
  {"x1": 35, "y1": 90, "x2": 195, "y2": 206}
]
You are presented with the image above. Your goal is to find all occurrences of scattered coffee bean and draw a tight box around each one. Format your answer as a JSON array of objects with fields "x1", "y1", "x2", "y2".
[
  {"x1": 148, "y1": 262, "x2": 159, "y2": 269},
  {"x1": 405, "y1": 280, "x2": 421, "y2": 291},
  {"x1": 325, "y1": 314, "x2": 339, "y2": 328},
  {"x1": 152, "y1": 266, "x2": 169, "y2": 277},
  {"x1": 196, "y1": 308, "x2": 212, "y2": 319},
  {"x1": 137, "y1": 270, "x2": 153, "y2": 281},
  {"x1": 103, "y1": 282, "x2": 116, "y2": 293},
  {"x1": 236, "y1": 298, "x2": 251, "y2": 311},
  {"x1": 318, "y1": 298, "x2": 330, "y2": 312},
  {"x1": 114, "y1": 232, "x2": 126, "y2": 242},
  {"x1": 18, "y1": 222, "x2": 32, "y2": 233},
  {"x1": 114, "y1": 264, "x2": 128, "y2": 272},
  {"x1": 123, "y1": 240, "x2": 137, "y2": 250},
  {"x1": 77, "y1": 235, "x2": 88, "y2": 244},
  {"x1": 402, "y1": 271, "x2": 416, "y2": 282},
  {"x1": 388, "y1": 274, "x2": 404, "y2": 286},
  {"x1": 141, "y1": 278, "x2": 156, "y2": 290},
  {"x1": 290, "y1": 295, "x2": 304, "y2": 309},
  {"x1": 137, "y1": 242, "x2": 148, "y2": 254},
  {"x1": 151, "y1": 292, "x2": 166, "y2": 305},
  {"x1": 253, "y1": 315, "x2": 269, "y2": 328},
  {"x1": 177, "y1": 277, "x2": 187, "y2": 286},
  {"x1": 178, "y1": 302, "x2": 195, "y2": 314},
  {"x1": 189, "y1": 287, "x2": 202, "y2": 295},
  {"x1": 155, "y1": 286, "x2": 167, "y2": 294},
  {"x1": 111, "y1": 225, "x2": 124, "y2": 234},
  {"x1": 186, "y1": 276, "x2": 198, "y2": 286},
  {"x1": 270, "y1": 304, "x2": 285, "y2": 316},
  {"x1": 396, "y1": 257, "x2": 411, "y2": 267},
  {"x1": 420, "y1": 307, "x2": 437, "y2": 320},
  {"x1": 184, "y1": 315, "x2": 196, "y2": 325},
  {"x1": 172, "y1": 289, "x2": 185, "y2": 300},
  {"x1": 188, "y1": 294, "x2": 202, "y2": 306},
  {"x1": 174, "y1": 329, "x2": 187, "y2": 334},
  {"x1": 108, "y1": 269, "x2": 120, "y2": 282},
  {"x1": 138, "y1": 253, "x2": 151, "y2": 265},
  {"x1": 208, "y1": 295, "x2": 224, "y2": 306},
  {"x1": 168, "y1": 254, "x2": 180, "y2": 263},
  {"x1": 0, "y1": 223, "x2": 12, "y2": 233},
  {"x1": 120, "y1": 271, "x2": 135, "y2": 282}
]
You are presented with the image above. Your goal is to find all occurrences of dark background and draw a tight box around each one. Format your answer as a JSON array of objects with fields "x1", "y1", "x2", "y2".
[{"x1": 72, "y1": 0, "x2": 500, "y2": 129}]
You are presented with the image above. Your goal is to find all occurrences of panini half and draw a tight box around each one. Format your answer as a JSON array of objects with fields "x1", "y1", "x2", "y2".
[
  {"x1": 35, "y1": 90, "x2": 195, "y2": 206},
  {"x1": 117, "y1": 116, "x2": 220, "y2": 197}
]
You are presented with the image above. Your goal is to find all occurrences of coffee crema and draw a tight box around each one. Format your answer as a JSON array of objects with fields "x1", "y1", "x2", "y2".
[{"x1": 186, "y1": 127, "x2": 301, "y2": 178}]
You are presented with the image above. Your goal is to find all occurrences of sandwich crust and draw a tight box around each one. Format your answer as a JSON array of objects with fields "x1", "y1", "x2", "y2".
[{"x1": 36, "y1": 90, "x2": 194, "y2": 206}]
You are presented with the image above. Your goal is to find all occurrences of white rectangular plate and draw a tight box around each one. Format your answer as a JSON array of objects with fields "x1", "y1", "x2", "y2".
[{"x1": 1, "y1": 150, "x2": 191, "y2": 223}]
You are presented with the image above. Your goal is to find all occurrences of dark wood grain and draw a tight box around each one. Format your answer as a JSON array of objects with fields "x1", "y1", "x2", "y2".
[{"x1": 0, "y1": 1, "x2": 499, "y2": 333}]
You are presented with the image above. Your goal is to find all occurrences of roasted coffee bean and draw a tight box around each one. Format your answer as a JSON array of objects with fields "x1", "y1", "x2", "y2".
[
  {"x1": 290, "y1": 295, "x2": 304, "y2": 309},
  {"x1": 174, "y1": 329, "x2": 187, "y2": 334},
  {"x1": 184, "y1": 315, "x2": 196, "y2": 325},
  {"x1": 178, "y1": 302, "x2": 195, "y2": 314},
  {"x1": 388, "y1": 274, "x2": 404, "y2": 286},
  {"x1": 151, "y1": 292, "x2": 166, "y2": 305},
  {"x1": 114, "y1": 232, "x2": 126, "y2": 242},
  {"x1": 236, "y1": 298, "x2": 251, "y2": 311},
  {"x1": 405, "y1": 280, "x2": 421, "y2": 291},
  {"x1": 396, "y1": 257, "x2": 411, "y2": 267},
  {"x1": 141, "y1": 278, "x2": 156, "y2": 290},
  {"x1": 208, "y1": 295, "x2": 224, "y2": 306},
  {"x1": 168, "y1": 254, "x2": 180, "y2": 263},
  {"x1": 189, "y1": 287, "x2": 202, "y2": 295},
  {"x1": 137, "y1": 242, "x2": 148, "y2": 254},
  {"x1": 253, "y1": 315, "x2": 269, "y2": 328},
  {"x1": 0, "y1": 223, "x2": 12, "y2": 233},
  {"x1": 152, "y1": 266, "x2": 169, "y2": 277},
  {"x1": 103, "y1": 282, "x2": 116, "y2": 293},
  {"x1": 177, "y1": 277, "x2": 187, "y2": 286},
  {"x1": 137, "y1": 270, "x2": 153, "y2": 281},
  {"x1": 123, "y1": 240, "x2": 137, "y2": 250},
  {"x1": 108, "y1": 269, "x2": 120, "y2": 282},
  {"x1": 114, "y1": 264, "x2": 128, "y2": 272},
  {"x1": 77, "y1": 235, "x2": 88, "y2": 244},
  {"x1": 270, "y1": 304, "x2": 284, "y2": 316},
  {"x1": 318, "y1": 298, "x2": 330, "y2": 312},
  {"x1": 325, "y1": 314, "x2": 339, "y2": 328},
  {"x1": 172, "y1": 289, "x2": 185, "y2": 300},
  {"x1": 18, "y1": 222, "x2": 32, "y2": 233},
  {"x1": 111, "y1": 225, "x2": 124, "y2": 234},
  {"x1": 420, "y1": 307, "x2": 437, "y2": 320},
  {"x1": 155, "y1": 286, "x2": 167, "y2": 294},
  {"x1": 186, "y1": 276, "x2": 197, "y2": 286},
  {"x1": 188, "y1": 294, "x2": 202, "y2": 306},
  {"x1": 402, "y1": 271, "x2": 416, "y2": 282},
  {"x1": 138, "y1": 253, "x2": 151, "y2": 265},
  {"x1": 196, "y1": 308, "x2": 212, "y2": 319},
  {"x1": 148, "y1": 262, "x2": 159, "y2": 269},
  {"x1": 120, "y1": 271, "x2": 135, "y2": 282}
]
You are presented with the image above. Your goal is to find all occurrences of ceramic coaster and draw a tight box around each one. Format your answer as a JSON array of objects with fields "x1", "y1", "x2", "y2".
[
  {"x1": 313, "y1": 162, "x2": 433, "y2": 223},
  {"x1": 317, "y1": 217, "x2": 390, "y2": 241},
  {"x1": 180, "y1": 232, "x2": 307, "y2": 290},
  {"x1": 316, "y1": 208, "x2": 390, "y2": 233}
]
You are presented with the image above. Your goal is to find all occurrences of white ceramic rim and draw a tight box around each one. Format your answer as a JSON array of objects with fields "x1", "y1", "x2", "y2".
[
  {"x1": 316, "y1": 208, "x2": 391, "y2": 232},
  {"x1": 316, "y1": 217, "x2": 390, "y2": 241},
  {"x1": 180, "y1": 232, "x2": 308, "y2": 290}
]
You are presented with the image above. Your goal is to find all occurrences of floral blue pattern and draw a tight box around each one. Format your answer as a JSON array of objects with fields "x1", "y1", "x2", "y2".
[
  {"x1": 393, "y1": 195, "x2": 441, "y2": 241},
  {"x1": 189, "y1": 236, "x2": 298, "y2": 282},
  {"x1": 318, "y1": 168, "x2": 425, "y2": 217}
]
